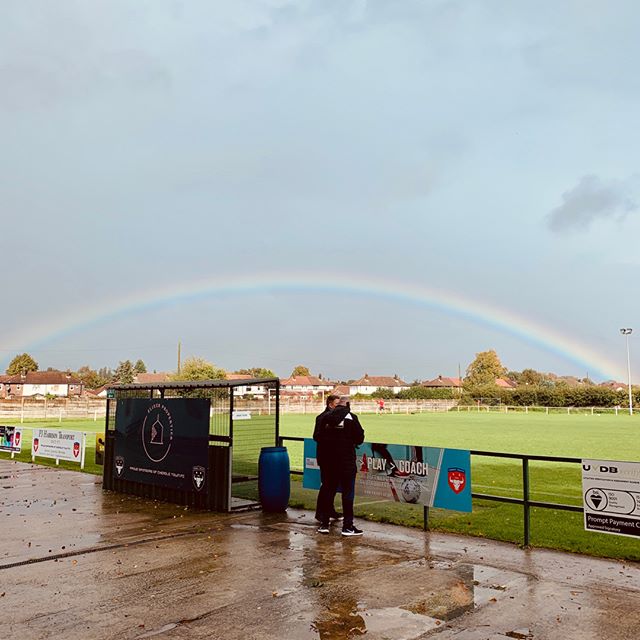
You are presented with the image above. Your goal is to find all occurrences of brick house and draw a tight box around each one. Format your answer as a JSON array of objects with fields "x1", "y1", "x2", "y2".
[
  {"x1": 349, "y1": 375, "x2": 409, "y2": 395},
  {"x1": 2, "y1": 371, "x2": 84, "y2": 398}
]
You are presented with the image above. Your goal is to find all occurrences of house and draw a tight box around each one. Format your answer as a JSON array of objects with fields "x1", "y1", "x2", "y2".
[
  {"x1": 2, "y1": 371, "x2": 84, "y2": 398},
  {"x1": 226, "y1": 373, "x2": 268, "y2": 398},
  {"x1": 0, "y1": 374, "x2": 11, "y2": 399},
  {"x1": 349, "y1": 375, "x2": 409, "y2": 396},
  {"x1": 133, "y1": 372, "x2": 170, "y2": 384},
  {"x1": 496, "y1": 378, "x2": 517, "y2": 390},
  {"x1": 280, "y1": 376, "x2": 335, "y2": 396},
  {"x1": 422, "y1": 376, "x2": 463, "y2": 390},
  {"x1": 599, "y1": 381, "x2": 628, "y2": 392}
]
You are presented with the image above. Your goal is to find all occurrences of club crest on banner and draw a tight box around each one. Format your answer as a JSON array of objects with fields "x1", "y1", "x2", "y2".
[
  {"x1": 115, "y1": 456, "x2": 125, "y2": 477},
  {"x1": 15, "y1": 432, "x2": 21, "y2": 447},
  {"x1": 33, "y1": 437, "x2": 39, "y2": 452},
  {"x1": 192, "y1": 466, "x2": 206, "y2": 491},
  {"x1": 73, "y1": 441, "x2": 80, "y2": 458},
  {"x1": 448, "y1": 468, "x2": 466, "y2": 494}
]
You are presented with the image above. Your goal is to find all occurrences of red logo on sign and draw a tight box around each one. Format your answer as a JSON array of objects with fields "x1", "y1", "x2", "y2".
[
  {"x1": 73, "y1": 442, "x2": 80, "y2": 458},
  {"x1": 14, "y1": 432, "x2": 21, "y2": 446},
  {"x1": 33, "y1": 437, "x2": 39, "y2": 452},
  {"x1": 448, "y1": 468, "x2": 466, "y2": 494},
  {"x1": 360, "y1": 453, "x2": 369, "y2": 472}
]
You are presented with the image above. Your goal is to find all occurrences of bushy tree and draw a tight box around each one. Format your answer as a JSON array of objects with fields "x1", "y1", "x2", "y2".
[
  {"x1": 465, "y1": 350, "x2": 507, "y2": 387},
  {"x1": 235, "y1": 367, "x2": 276, "y2": 379},
  {"x1": 133, "y1": 359, "x2": 147, "y2": 374},
  {"x1": 114, "y1": 360, "x2": 135, "y2": 384},
  {"x1": 6, "y1": 353, "x2": 39, "y2": 375},
  {"x1": 76, "y1": 365, "x2": 109, "y2": 389},
  {"x1": 291, "y1": 365, "x2": 311, "y2": 377},
  {"x1": 171, "y1": 357, "x2": 226, "y2": 382}
]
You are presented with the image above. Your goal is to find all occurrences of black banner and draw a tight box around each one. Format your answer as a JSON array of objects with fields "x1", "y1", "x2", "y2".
[
  {"x1": 113, "y1": 398, "x2": 210, "y2": 492},
  {"x1": 585, "y1": 513, "x2": 640, "y2": 538}
]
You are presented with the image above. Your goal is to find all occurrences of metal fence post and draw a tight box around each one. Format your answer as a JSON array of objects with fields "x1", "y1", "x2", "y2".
[
  {"x1": 522, "y1": 457, "x2": 530, "y2": 546},
  {"x1": 423, "y1": 505, "x2": 429, "y2": 531}
]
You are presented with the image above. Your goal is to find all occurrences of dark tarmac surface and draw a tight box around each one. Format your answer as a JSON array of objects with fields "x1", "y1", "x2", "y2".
[{"x1": 2, "y1": 460, "x2": 640, "y2": 640}]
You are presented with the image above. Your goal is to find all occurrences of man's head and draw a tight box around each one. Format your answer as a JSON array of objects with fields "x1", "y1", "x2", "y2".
[
  {"x1": 339, "y1": 394, "x2": 351, "y2": 407},
  {"x1": 326, "y1": 394, "x2": 340, "y2": 409}
]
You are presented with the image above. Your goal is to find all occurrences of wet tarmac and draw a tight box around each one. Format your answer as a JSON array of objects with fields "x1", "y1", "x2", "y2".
[{"x1": 2, "y1": 459, "x2": 640, "y2": 640}]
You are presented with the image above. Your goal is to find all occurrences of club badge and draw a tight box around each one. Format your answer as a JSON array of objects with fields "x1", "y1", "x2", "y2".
[
  {"x1": 115, "y1": 456, "x2": 125, "y2": 477},
  {"x1": 448, "y1": 468, "x2": 466, "y2": 494},
  {"x1": 192, "y1": 466, "x2": 206, "y2": 491}
]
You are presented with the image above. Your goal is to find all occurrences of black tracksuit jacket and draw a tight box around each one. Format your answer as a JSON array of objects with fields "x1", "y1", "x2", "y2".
[{"x1": 313, "y1": 404, "x2": 365, "y2": 473}]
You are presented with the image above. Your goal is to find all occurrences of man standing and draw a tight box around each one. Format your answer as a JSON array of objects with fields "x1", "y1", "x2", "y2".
[
  {"x1": 313, "y1": 394, "x2": 342, "y2": 524},
  {"x1": 314, "y1": 394, "x2": 365, "y2": 536}
]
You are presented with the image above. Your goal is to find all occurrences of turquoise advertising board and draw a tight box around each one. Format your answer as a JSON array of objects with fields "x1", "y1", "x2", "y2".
[{"x1": 303, "y1": 439, "x2": 472, "y2": 512}]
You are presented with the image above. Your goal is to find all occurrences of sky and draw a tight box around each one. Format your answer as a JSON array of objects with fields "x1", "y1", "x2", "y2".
[{"x1": 1, "y1": 0, "x2": 640, "y2": 382}]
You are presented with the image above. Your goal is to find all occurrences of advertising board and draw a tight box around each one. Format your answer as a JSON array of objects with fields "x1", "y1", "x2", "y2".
[
  {"x1": 114, "y1": 398, "x2": 210, "y2": 492},
  {"x1": 583, "y1": 459, "x2": 640, "y2": 538},
  {"x1": 303, "y1": 439, "x2": 472, "y2": 512},
  {"x1": 32, "y1": 429, "x2": 84, "y2": 463},
  {"x1": 0, "y1": 426, "x2": 22, "y2": 453}
]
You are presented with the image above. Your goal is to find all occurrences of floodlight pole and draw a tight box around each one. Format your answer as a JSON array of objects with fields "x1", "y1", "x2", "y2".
[{"x1": 620, "y1": 328, "x2": 633, "y2": 415}]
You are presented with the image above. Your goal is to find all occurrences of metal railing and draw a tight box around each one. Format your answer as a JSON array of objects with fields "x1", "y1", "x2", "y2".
[{"x1": 278, "y1": 435, "x2": 583, "y2": 547}]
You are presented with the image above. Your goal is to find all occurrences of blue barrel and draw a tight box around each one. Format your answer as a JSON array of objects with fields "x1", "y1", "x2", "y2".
[{"x1": 258, "y1": 446, "x2": 290, "y2": 512}]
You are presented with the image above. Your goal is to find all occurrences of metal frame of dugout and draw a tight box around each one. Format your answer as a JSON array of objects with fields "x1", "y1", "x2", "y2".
[{"x1": 102, "y1": 378, "x2": 280, "y2": 512}]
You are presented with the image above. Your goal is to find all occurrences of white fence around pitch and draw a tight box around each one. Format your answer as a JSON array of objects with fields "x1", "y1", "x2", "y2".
[
  {"x1": 455, "y1": 404, "x2": 638, "y2": 415},
  {"x1": 0, "y1": 398, "x2": 106, "y2": 421}
]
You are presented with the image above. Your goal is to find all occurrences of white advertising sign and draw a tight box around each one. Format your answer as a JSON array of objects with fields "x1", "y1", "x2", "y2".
[
  {"x1": 582, "y1": 459, "x2": 640, "y2": 538},
  {"x1": 232, "y1": 411, "x2": 252, "y2": 421},
  {"x1": 32, "y1": 429, "x2": 84, "y2": 464}
]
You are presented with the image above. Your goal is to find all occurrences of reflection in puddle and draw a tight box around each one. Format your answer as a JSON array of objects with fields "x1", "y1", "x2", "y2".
[
  {"x1": 403, "y1": 563, "x2": 475, "y2": 621},
  {"x1": 312, "y1": 595, "x2": 367, "y2": 639}
]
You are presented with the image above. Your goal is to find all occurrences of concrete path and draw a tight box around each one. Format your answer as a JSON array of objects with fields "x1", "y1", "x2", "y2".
[{"x1": 1, "y1": 459, "x2": 639, "y2": 640}]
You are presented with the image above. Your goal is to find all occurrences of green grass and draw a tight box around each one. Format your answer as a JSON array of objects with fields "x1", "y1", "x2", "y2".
[{"x1": 4, "y1": 413, "x2": 640, "y2": 560}]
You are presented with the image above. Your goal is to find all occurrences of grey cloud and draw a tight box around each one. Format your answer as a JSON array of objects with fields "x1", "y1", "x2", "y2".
[{"x1": 547, "y1": 175, "x2": 637, "y2": 233}]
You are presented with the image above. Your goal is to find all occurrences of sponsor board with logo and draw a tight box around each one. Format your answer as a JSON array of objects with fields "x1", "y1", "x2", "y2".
[
  {"x1": 114, "y1": 398, "x2": 210, "y2": 492},
  {"x1": 0, "y1": 426, "x2": 22, "y2": 453},
  {"x1": 232, "y1": 411, "x2": 252, "y2": 421},
  {"x1": 303, "y1": 440, "x2": 472, "y2": 512},
  {"x1": 32, "y1": 429, "x2": 83, "y2": 463},
  {"x1": 582, "y1": 459, "x2": 640, "y2": 538}
]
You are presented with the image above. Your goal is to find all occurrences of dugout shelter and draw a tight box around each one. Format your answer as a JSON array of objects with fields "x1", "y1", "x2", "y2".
[{"x1": 102, "y1": 377, "x2": 280, "y2": 512}]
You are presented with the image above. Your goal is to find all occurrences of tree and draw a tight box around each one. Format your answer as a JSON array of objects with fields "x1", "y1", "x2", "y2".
[
  {"x1": 114, "y1": 360, "x2": 135, "y2": 384},
  {"x1": 291, "y1": 365, "x2": 311, "y2": 377},
  {"x1": 6, "y1": 353, "x2": 39, "y2": 375},
  {"x1": 235, "y1": 367, "x2": 276, "y2": 379},
  {"x1": 133, "y1": 359, "x2": 147, "y2": 374},
  {"x1": 171, "y1": 357, "x2": 226, "y2": 382},
  {"x1": 76, "y1": 365, "x2": 108, "y2": 389},
  {"x1": 464, "y1": 350, "x2": 507, "y2": 387}
]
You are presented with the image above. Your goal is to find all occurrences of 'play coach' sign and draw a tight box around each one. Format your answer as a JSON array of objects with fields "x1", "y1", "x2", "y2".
[{"x1": 113, "y1": 398, "x2": 210, "y2": 493}]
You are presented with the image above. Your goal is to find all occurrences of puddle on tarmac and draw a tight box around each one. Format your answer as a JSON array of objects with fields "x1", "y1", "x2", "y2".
[
  {"x1": 311, "y1": 598, "x2": 367, "y2": 638},
  {"x1": 400, "y1": 562, "x2": 526, "y2": 622}
]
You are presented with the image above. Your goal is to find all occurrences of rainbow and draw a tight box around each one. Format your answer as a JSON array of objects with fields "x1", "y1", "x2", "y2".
[{"x1": 0, "y1": 271, "x2": 622, "y2": 379}]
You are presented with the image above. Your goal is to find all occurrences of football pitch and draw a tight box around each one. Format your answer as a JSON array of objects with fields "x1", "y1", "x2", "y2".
[{"x1": 3, "y1": 412, "x2": 640, "y2": 560}]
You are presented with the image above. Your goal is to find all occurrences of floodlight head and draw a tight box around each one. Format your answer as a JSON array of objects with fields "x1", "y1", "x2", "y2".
[{"x1": 620, "y1": 328, "x2": 633, "y2": 335}]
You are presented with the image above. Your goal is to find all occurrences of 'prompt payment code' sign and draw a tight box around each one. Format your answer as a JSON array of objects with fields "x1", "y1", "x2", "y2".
[
  {"x1": 303, "y1": 440, "x2": 472, "y2": 512},
  {"x1": 583, "y1": 459, "x2": 640, "y2": 538}
]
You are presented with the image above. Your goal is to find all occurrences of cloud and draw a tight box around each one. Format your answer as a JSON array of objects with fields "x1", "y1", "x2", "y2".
[{"x1": 547, "y1": 175, "x2": 637, "y2": 233}]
